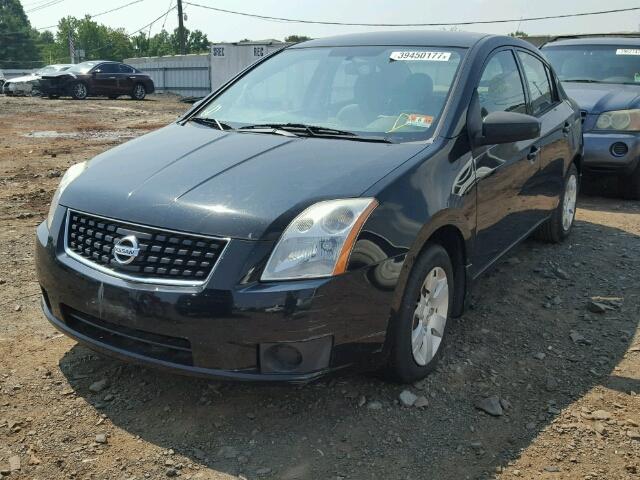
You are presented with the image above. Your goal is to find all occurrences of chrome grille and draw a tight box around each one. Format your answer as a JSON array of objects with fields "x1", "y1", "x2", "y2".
[{"x1": 65, "y1": 210, "x2": 227, "y2": 285}]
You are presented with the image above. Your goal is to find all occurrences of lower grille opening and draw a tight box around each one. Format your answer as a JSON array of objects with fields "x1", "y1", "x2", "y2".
[
  {"x1": 62, "y1": 306, "x2": 193, "y2": 366},
  {"x1": 610, "y1": 142, "x2": 629, "y2": 158}
]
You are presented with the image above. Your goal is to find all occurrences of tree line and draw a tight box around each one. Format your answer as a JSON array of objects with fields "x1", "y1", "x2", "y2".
[{"x1": 1, "y1": 0, "x2": 210, "y2": 68}]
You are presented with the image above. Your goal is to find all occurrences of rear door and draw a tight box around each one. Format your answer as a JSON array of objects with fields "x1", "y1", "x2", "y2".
[
  {"x1": 117, "y1": 64, "x2": 136, "y2": 94},
  {"x1": 92, "y1": 63, "x2": 119, "y2": 94},
  {"x1": 471, "y1": 49, "x2": 542, "y2": 275},
  {"x1": 515, "y1": 50, "x2": 576, "y2": 210}
]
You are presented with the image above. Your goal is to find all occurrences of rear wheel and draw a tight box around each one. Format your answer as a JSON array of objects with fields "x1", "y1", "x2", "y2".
[
  {"x1": 620, "y1": 165, "x2": 640, "y2": 200},
  {"x1": 535, "y1": 163, "x2": 578, "y2": 243},
  {"x1": 131, "y1": 83, "x2": 146, "y2": 100},
  {"x1": 70, "y1": 82, "x2": 88, "y2": 100},
  {"x1": 387, "y1": 244, "x2": 453, "y2": 383}
]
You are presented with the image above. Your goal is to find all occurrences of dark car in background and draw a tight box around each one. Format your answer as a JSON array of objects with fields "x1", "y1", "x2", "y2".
[
  {"x1": 39, "y1": 60, "x2": 155, "y2": 100},
  {"x1": 36, "y1": 31, "x2": 582, "y2": 383},
  {"x1": 542, "y1": 37, "x2": 640, "y2": 199}
]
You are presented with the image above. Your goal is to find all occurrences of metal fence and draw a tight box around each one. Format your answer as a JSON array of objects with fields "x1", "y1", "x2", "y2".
[{"x1": 124, "y1": 54, "x2": 211, "y2": 98}]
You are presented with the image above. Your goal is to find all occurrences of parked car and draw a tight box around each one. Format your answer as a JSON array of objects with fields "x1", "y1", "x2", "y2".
[
  {"x1": 0, "y1": 69, "x2": 5, "y2": 91},
  {"x1": 542, "y1": 36, "x2": 640, "y2": 199},
  {"x1": 38, "y1": 60, "x2": 155, "y2": 100},
  {"x1": 36, "y1": 31, "x2": 582, "y2": 383},
  {"x1": 2, "y1": 64, "x2": 71, "y2": 96}
]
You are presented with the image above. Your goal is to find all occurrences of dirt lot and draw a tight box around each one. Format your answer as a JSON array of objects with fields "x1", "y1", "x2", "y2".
[{"x1": 0, "y1": 95, "x2": 639, "y2": 480}]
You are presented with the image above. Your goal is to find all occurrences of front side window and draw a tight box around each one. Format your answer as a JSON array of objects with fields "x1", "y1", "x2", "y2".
[
  {"x1": 517, "y1": 51, "x2": 553, "y2": 116},
  {"x1": 98, "y1": 63, "x2": 119, "y2": 74},
  {"x1": 543, "y1": 44, "x2": 640, "y2": 85},
  {"x1": 196, "y1": 46, "x2": 466, "y2": 142},
  {"x1": 476, "y1": 50, "x2": 527, "y2": 117}
]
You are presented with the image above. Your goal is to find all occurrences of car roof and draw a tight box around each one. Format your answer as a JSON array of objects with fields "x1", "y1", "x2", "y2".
[
  {"x1": 543, "y1": 36, "x2": 640, "y2": 48},
  {"x1": 290, "y1": 30, "x2": 494, "y2": 49}
]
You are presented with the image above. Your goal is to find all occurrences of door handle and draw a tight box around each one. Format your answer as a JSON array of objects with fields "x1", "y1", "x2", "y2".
[
  {"x1": 562, "y1": 122, "x2": 571, "y2": 135},
  {"x1": 527, "y1": 146, "x2": 540, "y2": 162},
  {"x1": 108, "y1": 76, "x2": 116, "y2": 79}
]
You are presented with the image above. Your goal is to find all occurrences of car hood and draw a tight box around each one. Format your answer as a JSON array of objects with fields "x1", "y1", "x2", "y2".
[
  {"x1": 6, "y1": 74, "x2": 37, "y2": 83},
  {"x1": 61, "y1": 123, "x2": 427, "y2": 241},
  {"x1": 41, "y1": 71, "x2": 77, "y2": 79},
  {"x1": 562, "y1": 82, "x2": 640, "y2": 114}
]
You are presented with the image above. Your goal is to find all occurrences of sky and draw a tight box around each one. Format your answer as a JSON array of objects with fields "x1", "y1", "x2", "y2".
[{"x1": 24, "y1": 0, "x2": 640, "y2": 42}]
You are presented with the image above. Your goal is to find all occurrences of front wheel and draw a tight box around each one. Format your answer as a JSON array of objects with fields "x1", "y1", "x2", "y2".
[
  {"x1": 387, "y1": 244, "x2": 453, "y2": 383},
  {"x1": 535, "y1": 163, "x2": 578, "y2": 243},
  {"x1": 131, "y1": 83, "x2": 146, "y2": 100},
  {"x1": 70, "y1": 82, "x2": 88, "y2": 100}
]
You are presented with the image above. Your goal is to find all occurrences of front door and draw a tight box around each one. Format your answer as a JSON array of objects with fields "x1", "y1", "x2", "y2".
[
  {"x1": 471, "y1": 49, "x2": 541, "y2": 276},
  {"x1": 91, "y1": 63, "x2": 119, "y2": 95}
]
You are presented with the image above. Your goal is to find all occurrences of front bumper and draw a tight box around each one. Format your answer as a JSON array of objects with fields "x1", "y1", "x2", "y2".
[
  {"x1": 583, "y1": 131, "x2": 640, "y2": 175},
  {"x1": 36, "y1": 210, "x2": 394, "y2": 382}
]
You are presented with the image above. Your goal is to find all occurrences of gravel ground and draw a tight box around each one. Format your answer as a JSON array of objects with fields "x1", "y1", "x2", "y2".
[{"x1": 0, "y1": 95, "x2": 639, "y2": 480}]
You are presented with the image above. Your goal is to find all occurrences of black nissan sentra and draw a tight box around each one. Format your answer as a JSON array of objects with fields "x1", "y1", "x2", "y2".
[{"x1": 36, "y1": 31, "x2": 583, "y2": 383}]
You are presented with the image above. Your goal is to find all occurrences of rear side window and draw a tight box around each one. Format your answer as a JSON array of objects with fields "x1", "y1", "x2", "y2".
[
  {"x1": 119, "y1": 64, "x2": 134, "y2": 73},
  {"x1": 517, "y1": 52, "x2": 554, "y2": 116},
  {"x1": 477, "y1": 50, "x2": 527, "y2": 117}
]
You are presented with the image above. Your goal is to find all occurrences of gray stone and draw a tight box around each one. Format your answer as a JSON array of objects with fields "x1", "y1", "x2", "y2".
[
  {"x1": 414, "y1": 396, "x2": 429, "y2": 408},
  {"x1": 367, "y1": 401, "x2": 382, "y2": 410},
  {"x1": 256, "y1": 467, "x2": 272, "y2": 476},
  {"x1": 89, "y1": 379, "x2": 109, "y2": 393},
  {"x1": 587, "y1": 301, "x2": 607, "y2": 314},
  {"x1": 399, "y1": 390, "x2": 418, "y2": 407},
  {"x1": 592, "y1": 410, "x2": 612, "y2": 420},
  {"x1": 570, "y1": 331, "x2": 586, "y2": 344},
  {"x1": 545, "y1": 376, "x2": 559, "y2": 392},
  {"x1": 95, "y1": 433, "x2": 107, "y2": 444},
  {"x1": 475, "y1": 396, "x2": 503, "y2": 417},
  {"x1": 554, "y1": 267, "x2": 570, "y2": 280},
  {"x1": 533, "y1": 352, "x2": 546, "y2": 361},
  {"x1": 166, "y1": 468, "x2": 178, "y2": 477}
]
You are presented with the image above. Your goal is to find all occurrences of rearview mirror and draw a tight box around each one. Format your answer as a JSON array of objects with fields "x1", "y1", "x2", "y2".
[{"x1": 476, "y1": 111, "x2": 541, "y2": 146}]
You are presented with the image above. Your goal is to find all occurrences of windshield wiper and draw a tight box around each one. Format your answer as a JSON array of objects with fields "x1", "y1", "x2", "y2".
[
  {"x1": 563, "y1": 79, "x2": 601, "y2": 84},
  {"x1": 189, "y1": 117, "x2": 233, "y2": 131},
  {"x1": 239, "y1": 123, "x2": 393, "y2": 143}
]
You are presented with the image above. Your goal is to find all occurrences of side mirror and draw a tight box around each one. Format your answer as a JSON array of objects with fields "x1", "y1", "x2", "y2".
[
  {"x1": 92, "y1": 70, "x2": 100, "y2": 76},
  {"x1": 476, "y1": 111, "x2": 541, "y2": 146}
]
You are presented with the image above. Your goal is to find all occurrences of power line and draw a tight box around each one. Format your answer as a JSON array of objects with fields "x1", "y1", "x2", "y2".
[
  {"x1": 26, "y1": 0, "x2": 66, "y2": 14},
  {"x1": 183, "y1": 2, "x2": 640, "y2": 27},
  {"x1": 0, "y1": 0, "x2": 147, "y2": 35}
]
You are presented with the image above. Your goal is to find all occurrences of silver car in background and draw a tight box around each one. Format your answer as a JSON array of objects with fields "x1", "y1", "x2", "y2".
[{"x1": 3, "y1": 64, "x2": 72, "y2": 96}]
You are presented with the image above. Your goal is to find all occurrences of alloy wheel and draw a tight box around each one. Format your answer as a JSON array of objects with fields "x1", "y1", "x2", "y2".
[
  {"x1": 411, "y1": 266, "x2": 449, "y2": 366},
  {"x1": 562, "y1": 174, "x2": 577, "y2": 231},
  {"x1": 74, "y1": 83, "x2": 87, "y2": 99}
]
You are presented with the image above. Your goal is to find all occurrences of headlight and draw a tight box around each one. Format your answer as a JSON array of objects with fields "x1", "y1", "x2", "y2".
[
  {"x1": 46, "y1": 161, "x2": 88, "y2": 229},
  {"x1": 261, "y1": 198, "x2": 378, "y2": 281},
  {"x1": 595, "y1": 109, "x2": 640, "y2": 131}
]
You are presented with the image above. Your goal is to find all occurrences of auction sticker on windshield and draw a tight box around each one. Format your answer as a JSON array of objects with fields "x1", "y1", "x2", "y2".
[
  {"x1": 390, "y1": 51, "x2": 451, "y2": 61},
  {"x1": 616, "y1": 49, "x2": 640, "y2": 56}
]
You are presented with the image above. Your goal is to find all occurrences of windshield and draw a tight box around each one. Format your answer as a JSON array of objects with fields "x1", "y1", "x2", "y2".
[
  {"x1": 543, "y1": 45, "x2": 640, "y2": 85},
  {"x1": 67, "y1": 62, "x2": 100, "y2": 74},
  {"x1": 196, "y1": 46, "x2": 465, "y2": 142}
]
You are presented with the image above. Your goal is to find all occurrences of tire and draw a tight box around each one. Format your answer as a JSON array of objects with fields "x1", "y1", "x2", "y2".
[
  {"x1": 535, "y1": 163, "x2": 579, "y2": 243},
  {"x1": 131, "y1": 83, "x2": 146, "y2": 100},
  {"x1": 387, "y1": 243, "x2": 454, "y2": 383},
  {"x1": 70, "y1": 82, "x2": 88, "y2": 100},
  {"x1": 620, "y1": 165, "x2": 640, "y2": 200}
]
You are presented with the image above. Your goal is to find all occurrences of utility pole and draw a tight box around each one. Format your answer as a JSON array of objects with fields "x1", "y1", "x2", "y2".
[
  {"x1": 177, "y1": 0, "x2": 186, "y2": 55},
  {"x1": 68, "y1": 31, "x2": 76, "y2": 64}
]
